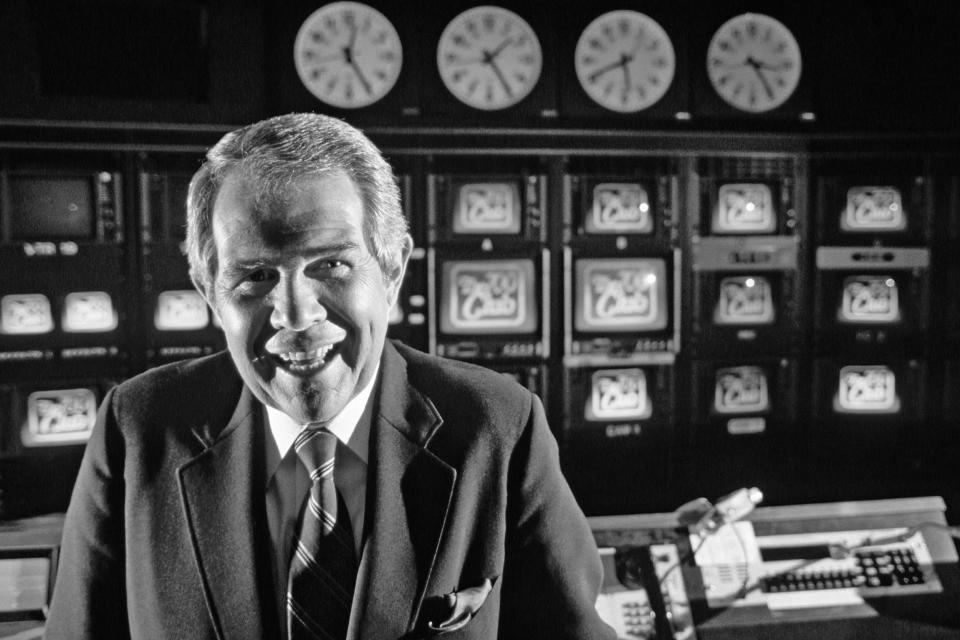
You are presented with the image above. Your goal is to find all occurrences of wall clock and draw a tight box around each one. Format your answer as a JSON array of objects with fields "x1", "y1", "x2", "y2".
[
  {"x1": 574, "y1": 10, "x2": 675, "y2": 113},
  {"x1": 293, "y1": 1, "x2": 403, "y2": 109},
  {"x1": 436, "y1": 5, "x2": 542, "y2": 111},
  {"x1": 706, "y1": 13, "x2": 801, "y2": 113}
]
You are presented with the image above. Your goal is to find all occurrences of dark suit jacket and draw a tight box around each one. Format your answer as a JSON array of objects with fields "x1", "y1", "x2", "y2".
[{"x1": 46, "y1": 340, "x2": 616, "y2": 640}]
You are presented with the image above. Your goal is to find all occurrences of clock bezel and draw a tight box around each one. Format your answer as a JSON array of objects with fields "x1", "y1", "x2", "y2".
[
  {"x1": 293, "y1": 1, "x2": 405, "y2": 110},
  {"x1": 573, "y1": 9, "x2": 677, "y2": 114}
]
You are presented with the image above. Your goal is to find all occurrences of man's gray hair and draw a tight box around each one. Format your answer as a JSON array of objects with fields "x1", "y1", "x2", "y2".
[{"x1": 185, "y1": 112, "x2": 407, "y2": 296}]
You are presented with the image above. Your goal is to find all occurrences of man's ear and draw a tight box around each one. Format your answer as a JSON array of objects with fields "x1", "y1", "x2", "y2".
[
  {"x1": 385, "y1": 234, "x2": 414, "y2": 307},
  {"x1": 191, "y1": 273, "x2": 221, "y2": 326}
]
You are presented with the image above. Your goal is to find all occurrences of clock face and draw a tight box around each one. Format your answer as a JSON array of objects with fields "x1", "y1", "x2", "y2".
[
  {"x1": 436, "y1": 6, "x2": 543, "y2": 111},
  {"x1": 574, "y1": 10, "x2": 676, "y2": 113},
  {"x1": 294, "y1": 1, "x2": 403, "y2": 109},
  {"x1": 706, "y1": 13, "x2": 802, "y2": 113}
]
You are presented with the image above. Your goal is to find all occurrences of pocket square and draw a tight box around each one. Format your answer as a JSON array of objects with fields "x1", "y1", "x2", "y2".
[{"x1": 425, "y1": 578, "x2": 494, "y2": 634}]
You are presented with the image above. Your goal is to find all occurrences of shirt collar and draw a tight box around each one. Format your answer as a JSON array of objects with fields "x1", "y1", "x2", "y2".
[{"x1": 265, "y1": 363, "x2": 378, "y2": 466}]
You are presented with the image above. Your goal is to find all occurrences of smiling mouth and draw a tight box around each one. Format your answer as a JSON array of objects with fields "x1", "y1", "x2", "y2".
[{"x1": 269, "y1": 344, "x2": 339, "y2": 375}]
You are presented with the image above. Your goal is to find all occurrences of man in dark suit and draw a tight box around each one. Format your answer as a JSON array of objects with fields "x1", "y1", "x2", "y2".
[{"x1": 46, "y1": 113, "x2": 616, "y2": 639}]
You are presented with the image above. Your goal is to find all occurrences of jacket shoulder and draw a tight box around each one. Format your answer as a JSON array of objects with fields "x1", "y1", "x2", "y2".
[
  {"x1": 391, "y1": 341, "x2": 535, "y2": 434},
  {"x1": 108, "y1": 351, "x2": 242, "y2": 430}
]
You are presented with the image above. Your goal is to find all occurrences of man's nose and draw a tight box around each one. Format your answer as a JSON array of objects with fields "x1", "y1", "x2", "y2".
[{"x1": 269, "y1": 274, "x2": 326, "y2": 331}]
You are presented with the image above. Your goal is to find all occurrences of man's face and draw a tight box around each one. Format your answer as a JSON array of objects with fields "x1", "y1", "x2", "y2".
[{"x1": 206, "y1": 170, "x2": 410, "y2": 425}]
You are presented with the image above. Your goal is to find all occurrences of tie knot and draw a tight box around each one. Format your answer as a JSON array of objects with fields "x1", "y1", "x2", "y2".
[{"x1": 293, "y1": 428, "x2": 338, "y2": 479}]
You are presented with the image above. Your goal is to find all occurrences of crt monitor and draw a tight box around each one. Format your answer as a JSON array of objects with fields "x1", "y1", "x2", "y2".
[
  {"x1": 0, "y1": 294, "x2": 54, "y2": 336},
  {"x1": 7, "y1": 176, "x2": 93, "y2": 240},
  {"x1": 438, "y1": 258, "x2": 538, "y2": 336},
  {"x1": 710, "y1": 182, "x2": 778, "y2": 235},
  {"x1": 574, "y1": 257, "x2": 668, "y2": 333},
  {"x1": 62, "y1": 291, "x2": 119, "y2": 333}
]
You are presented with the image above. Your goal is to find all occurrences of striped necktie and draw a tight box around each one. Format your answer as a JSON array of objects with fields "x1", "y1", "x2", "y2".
[{"x1": 287, "y1": 428, "x2": 357, "y2": 640}]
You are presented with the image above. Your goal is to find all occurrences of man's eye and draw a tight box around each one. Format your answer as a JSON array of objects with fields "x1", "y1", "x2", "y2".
[{"x1": 246, "y1": 270, "x2": 273, "y2": 283}]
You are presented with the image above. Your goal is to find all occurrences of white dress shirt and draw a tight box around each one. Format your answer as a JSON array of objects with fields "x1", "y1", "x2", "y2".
[{"x1": 262, "y1": 366, "x2": 377, "y2": 628}]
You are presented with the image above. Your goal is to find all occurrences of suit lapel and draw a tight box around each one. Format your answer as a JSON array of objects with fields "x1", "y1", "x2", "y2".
[
  {"x1": 178, "y1": 384, "x2": 272, "y2": 640},
  {"x1": 349, "y1": 343, "x2": 457, "y2": 640}
]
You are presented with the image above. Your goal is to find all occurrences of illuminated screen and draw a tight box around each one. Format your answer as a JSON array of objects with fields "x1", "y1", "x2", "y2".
[
  {"x1": 0, "y1": 294, "x2": 54, "y2": 335},
  {"x1": 8, "y1": 176, "x2": 94, "y2": 239},
  {"x1": 62, "y1": 291, "x2": 118, "y2": 333},
  {"x1": 714, "y1": 276, "x2": 775, "y2": 325},
  {"x1": 842, "y1": 186, "x2": 906, "y2": 232},
  {"x1": 451, "y1": 182, "x2": 522, "y2": 235},
  {"x1": 439, "y1": 259, "x2": 538, "y2": 335},
  {"x1": 585, "y1": 368, "x2": 652, "y2": 421},
  {"x1": 833, "y1": 365, "x2": 901, "y2": 414},
  {"x1": 712, "y1": 183, "x2": 776, "y2": 234},
  {"x1": 22, "y1": 387, "x2": 98, "y2": 446},
  {"x1": 586, "y1": 183, "x2": 653, "y2": 234},
  {"x1": 713, "y1": 366, "x2": 770, "y2": 415},
  {"x1": 154, "y1": 290, "x2": 209, "y2": 331},
  {"x1": 574, "y1": 258, "x2": 668, "y2": 333},
  {"x1": 837, "y1": 275, "x2": 901, "y2": 324}
]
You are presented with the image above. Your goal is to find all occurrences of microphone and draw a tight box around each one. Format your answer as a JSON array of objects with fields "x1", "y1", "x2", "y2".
[{"x1": 690, "y1": 487, "x2": 764, "y2": 537}]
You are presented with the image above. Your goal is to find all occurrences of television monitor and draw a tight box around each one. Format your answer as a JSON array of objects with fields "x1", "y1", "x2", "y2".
[
  {"x1": 813, "y1": 358, "x2": 925, "y2": 424},
  {"x1": 574, "y1": 258, "x2": 667, "y2": 333},
  {"x1": 154, "y1": 290, "x2": 209, "y2": 331},
  {"x1": 4, "y1": 172, "x2": 122, "y2": 243},
  {"x1": 451, "y1": 182, "x2": 522, "y2": 235},
  {"x1": 567, "y1": 364, "x2": 674, "y2": 436},
  {"x1": 584, "y1": 182, "x2": 653, "y2": 235},
  {"x1": 832, "y1": 365, "x2": 901, "y2": 415},
  {"x1": 584, "y1": 367, "x2": 653, "y2": 422},
  {"x1": 0, "y1": 294, "x2": 54, "y2": 335},
  {"x1": 141, "y1": 171, "x2": 191, "y2": 243},
  {"x1": 7, "y1": 177, "x2": 92, "y2": 239},
  {"x1": 429, "y1": 173, "x2": 545, "y2": 243},
  {"x1": 713, "y1": 276, "x2": 776, "y2": 326},
  {"x1": 561, "y1": 363, "x2": 675, "y2": 514},
  {"x1": 814, "y1": 247, "x2": 929, "y2": 351},
  {"x1": 841, "y1": 186, "x2": 907, "y2": 233},
  {"x1": 21, "y1": 386, "x2": 98, "y2": 447},
  {"x1": 439, "y1": 259, "x2": 537, "y2": 335},
  {"x1": 711, "y1": 182, "x2": 777, "y2": 235},
  {"x1": 712, "y1": 366, "x2": 771, "y2": 416},
  {"x1": 814, "y1": 159, "x2": 929, "y2": 247},
  {"x1": 62, "y1": 291, "x2": 118, "y2": 333},
  {"x1": 431, "y1": 251, "x2": 546, "y2": 360},
  {"x1": 689, "y1": 235, "x2": 801, "y2": 356},
  {"x1": 688, "y1": 358, "x2": 801, "y2": 502}
]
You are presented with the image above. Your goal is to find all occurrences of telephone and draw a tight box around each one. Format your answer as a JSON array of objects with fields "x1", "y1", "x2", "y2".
[{"x1": 595, "y1": 544, "x2": 696, "y2": 640}]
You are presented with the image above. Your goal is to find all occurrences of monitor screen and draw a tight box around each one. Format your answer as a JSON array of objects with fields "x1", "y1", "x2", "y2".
[
  {"x1": 841, "y1": 186, "x2": 906, "y2": 233},
  {"x1": 451, "y1": 182, "x2": 522, "y2": 235},
  {"x1": 837, "y1": 275, "x2": 901, "y2": 324},
  {"x1": 438, "y1": 259, "x2": 538, "y2": 335},
  {"x1": 8, "y1": 176, "x2": 94, "y2": 240},
  {"x1": 833, "y1": 365, "x2": 901, "y2": 414},
  {"x1": 712, "y1": 183, "x2": 777, "y2": 234},
  {"x1": 22, "y1": 387, "x2": 98, "y2": 447},
  {"x1": 585, "y1": 368, "x2": 652, "y2": 421},
  {"x1": 585, "y1": 183, "x2": 653, "y2": 234},
  {"x1": 0, "y1": 294, "x2": 54, "y2": 335},
  {"x1": 574, "y1": 257, "x2": 668, "y2": 333},
  {"x1": 713, "y1": 276, "x2": 776, "y2": 326},
  {"x1": 713, "y1": 366, "x2": 770, "y2": 415},
  {"x1": 62, "y1": 291, "x2": 118, "y2": 333},
  {"x1": 154, "y1": 290, "x2": 209, "y2": 331}
]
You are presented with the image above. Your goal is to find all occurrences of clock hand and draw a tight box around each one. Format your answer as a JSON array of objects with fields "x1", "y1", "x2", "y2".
[
  {"x1": 487, "y1": 58, "x2": 514, "y2": 98},
  {"x1": 745, "y1": 57, "x2": 775, "y2": 100},
  {"x1": 348, "y1": 59, "x2": 374, "y2": 95},
  {"x1": 487, "y1": 37, "x2": 513, "y2": 60},
  {"x1": 587, "y1": 53, "x2": 633, "y2": 83}
]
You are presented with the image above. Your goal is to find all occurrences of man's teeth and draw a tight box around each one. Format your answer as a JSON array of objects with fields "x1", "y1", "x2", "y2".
[{"x1": 277, "y1": 346, "x2": 333, "y2": 363}]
